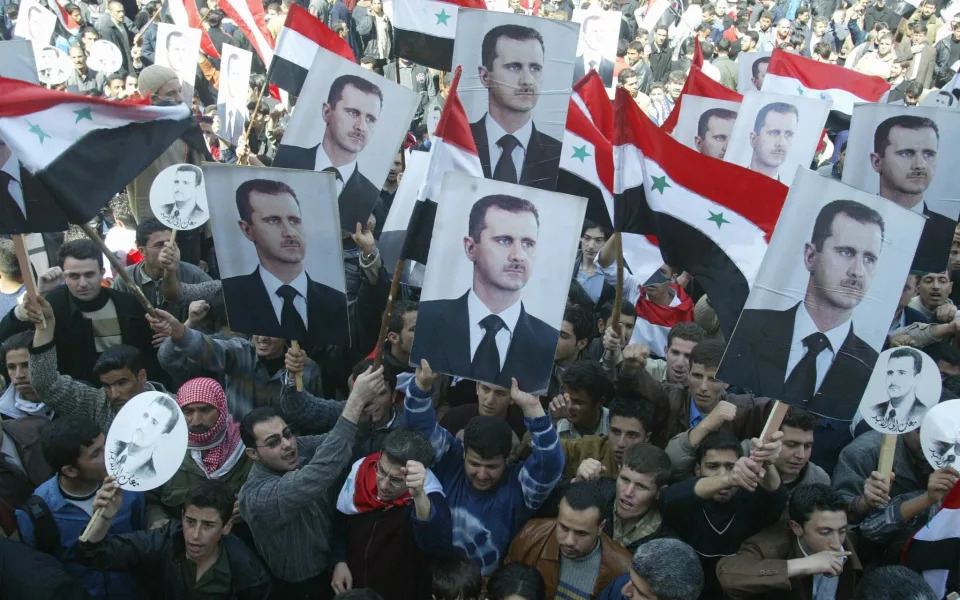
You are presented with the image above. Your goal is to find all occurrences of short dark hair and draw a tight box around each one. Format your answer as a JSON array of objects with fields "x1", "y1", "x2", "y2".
[
  {"x1": 813, "y1": 41, "x2": 832, "y2": 59},
  {"x1": 889, "y1": 347, "x2": 923, "y2": 375},
  {"x1": 326, "y1": 73, "x2": 384, "y2": 108},
  {"x1": 909, "y1": 21, "x2": 926, "y2": 35},
  {"x1": 431, "y1": 555, "x2": 482, "y2": 600},
  {"x1": 631, "y1": 539, "x2": 704, "y2": 600},
  {"x1": 350, "y1": 358, "x2": 398, "y2": 394},
  {"x1": 204, "y1": 8, "x2": 224, "y2": 27},
  {"x1": 753, "y1": 102, "x2": 799, "y2": 134},
  {"x1": 620, "y1": 442, "x2": 671, "y2": 486},
  {"x1": 609, "y1": 397, "x2": 654, "y2": 435},
  {"x1": 468, "y1": 194, "x2": 539, "y2": 242},
  {"x1": 58, "y1": 239, "x2": 103, "y2": 269},
  {"x1": 562, "y1": 480, "x2": 607, "y2": 522},
  {"x1": 463, "y1": 416, "x2": 512, "y2": 460},
  {"x1": 165, "y1": 29, "x2": 184, "y2": 47},
  {"x1": 481, "y1": 24, "x2": 544, "y2": 69},
  {"x1": 135, "y1": 218, "x2": 171, "y2": 247},
  {"x1": 382, "y1": 428, "x2": 434, "y2": 467},
  {"x1": 873, "y1": 115, "x2": 939, "y2": 156},
  {"x1": 175, "y1": 164, "x2": 202, "y2": 186},
  {"x1": 696, "y1": 430, "x2": 743, "y2": 465},
  {"x1": 487, "y1": 563, "x2": 546, "y2": 600},
  {"x1": 697, "y1": 108, "x2": 737, "y2": 139},
  {"x1": 563, "y1": 304, "x2": 595, "y2": 342},
  {"x1": 810, "y1": 200, "x2": 885, "y2": 251},
  {"x1": 745, "y1": 30, "x2": 760, "y2": 44},
  {"x1": 788, "y1": 483, "x2": 847, "y2": 525},
  {"x1": 752, "y1": 55, "x2": 771, "y2": 79},
  {"x1": 1, "y1": 330, "x2": 32, "y2": 364},
  {"x1": 618, "y1": 68, "x2": 639, "y2": 86},
  {"x1": 854, "y1": 565, "x2": 937, "y2": 600},
  {"x1": 387, "y1": 300, "x2": 418, "y2": 335},
  {"x1": 92, "y1": 345, "x2": 143, "y2": 378},
  {"x1": 235, "y1": 179, "x2": 299, "y2": 223},
  {"x1": 581, "y1": 218, "x2": 612, "y2": 239},
  {"x1": 903, "y1": 80, "x2": 924, "y2": 98},
  {"x1": 797, "y1": 5, "x2": 811, "y2": 16},
  {"x1": 0, "y1": 239, "x2": 19, "y2": 279},
  {"x1": 239, "y1": 406, "x2": 283, "y2": 448},
  {"x1": 667, "y1": 321, "x2": 707, "y2": 349},
  {"x1": 717, "y1": 38, "x2": 731, "y2": 53},
  {"x1": 689, "y1": 338, "x2": 724, "y2": 371},
  {"x1": 562, "y1": 360, "x2": 613, "y2": 405},
  {"x1": 667, "y1": 70, "x2": 687, "y2": 86},
  {"x1": 183, "y1": 480, "x2": 234, "y2": 525},
  {"x1": 599, "y1": 299, "x2": 638, "y2": 323},
  {"x1": 41, "y1": 415, "x2": 102, "y2": 472},
  {"x1": 149, "y1": 395, "x2": 180, "y2": 434},
  {"x1": 781, "y1": 406, "x2": 817, "y2": 432}
]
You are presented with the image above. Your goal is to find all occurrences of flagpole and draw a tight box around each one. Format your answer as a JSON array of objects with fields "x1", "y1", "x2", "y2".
[
  {"x1": 80, "y1": 223, "x2": 158, "y2": 318},
  {"x1": 237, "y1": 60, "x2": 275, "y2": 165},
  {"x1": 133, "y1": 0, "x2": 166, "y2": 46},
  {"x1": 372, "y1": 259, "x2": 404, "y2": 370},
  {"x1": 610, "y1": 232, "x2": 624, "y2": 331},
  {"x1": 290, "y1": 340, "x2": 303, "y2": 391},
  {"x1": 11, "y1": 234, "x2": 46, "y2": 329}
]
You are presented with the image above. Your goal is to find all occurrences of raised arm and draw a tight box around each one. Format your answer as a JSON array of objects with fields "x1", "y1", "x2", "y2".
[
  {"x1": 404, "y1": 360, "x2": 464, "y2": 471},
  {"x1": 512, "y1": 379, "x2": 564, "y2": 510},
  {"x1": 279, "y1": 344, "x2": 345, "y2": 432}
]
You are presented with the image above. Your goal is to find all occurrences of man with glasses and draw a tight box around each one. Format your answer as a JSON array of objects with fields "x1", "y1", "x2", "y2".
[{"x1": 237, "y1": 366, "x2": 388, "y2": 600}]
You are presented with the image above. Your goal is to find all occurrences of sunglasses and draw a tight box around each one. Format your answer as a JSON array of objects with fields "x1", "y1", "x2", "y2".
[{"x1": 257, "y1": 426, "x2": 294, "y2": 449}]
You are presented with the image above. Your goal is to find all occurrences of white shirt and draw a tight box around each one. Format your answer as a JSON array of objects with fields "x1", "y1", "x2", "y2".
[
  {"x1": 312, "y1": 143, "x2": 357, "y2": 196},
  {"x1": 1, "y1": 156, "x2": 25, "y2": 218},
  {"x1": 784, "y1": 302, "x2": 851, "y2": 393},
  {"x1": 467, "y1": 288, "x2": 522, "y2": 370},
  {"x1": 484, "y1": 113, "x2": 532, "y2": 180},
  {"x1": 580, "y1": 51, "x2": 603, "y2": 72},
  {"x1": 259, "y1": 267, "x2": 310, "y2": 329}
]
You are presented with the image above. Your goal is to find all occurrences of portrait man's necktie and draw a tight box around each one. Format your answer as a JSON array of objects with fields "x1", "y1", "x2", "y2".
[
  {"x1": 493, "y1": 134, "x2": 520, "y2": 185},
  {"x1": 472, "y1": 314, "x2": 506, "y2": 383},
  {"x1": 276, "y1": 284, "x2": 307, "y2": 341},
  {"x1": 783, "y1": 332, "x2": 831, "y2": 401}
]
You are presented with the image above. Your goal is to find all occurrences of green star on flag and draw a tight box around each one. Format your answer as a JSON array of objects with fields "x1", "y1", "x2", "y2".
[
  {"x1": 571, "y1": 145, "x2": 591, "y2": 162},
  {"x1": 27, "y1": 122, "x2": 49, "y2": 144},
  {"x1": 651, "y1": 175, "x2": 670, "y2": 193},
  {"x1": 707, "y1": 210, "x2": 730, "y2": 228},
  {"x1": 435, "y1": 9, "x2": 450, "y2": 25},
  {"x1": 74, "y1": 107, "x2": 93, "y2": 123}
]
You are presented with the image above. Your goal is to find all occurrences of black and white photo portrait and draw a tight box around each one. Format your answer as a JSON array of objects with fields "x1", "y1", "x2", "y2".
[
  {"x1": 35, "y1": 45, "x2": 71, "y2": 86},
  {"x1": 149, "y1": 164, "x2": 209, "y2": 230},
  {"x1": 859, "y1": 346, "x2": 941, "y2": 434},
  {"x1": 671, "y1": 96, "x2": 741, "y2": 160},
  {"x1": 452, "y1": 9, "x2": 579, "y2": 190},
  {"x1": 571, "y1": 11, "x2": 619, "y2": 87},
  {"x1": 921, "y1": 400, "x2": 960, "y2": 470},
  {"x1": 86, "y1": 39, "x2": 122, "y2": 76},
  {"x1": 155, "y1": 23, "x2": 201, "y2": 104},
  {"x1": 217, "y1": 43, "x2": 253, "y2": 147},
  {"x1": 204, "y1": 165, "x2": 350, "y2": 346},
  {"x1": 13, "y1": 0, "x2": 56, "y2": 48},
  {"x1": 717, "y1": 169, "x2": 925, "y2": 420},
  {"x1": 105, "y1": 391, "x2": 187, "y2": 491},
  {"x1": 841, "y1": 104, "x2": 960, "y2": 273},
  {"x1": 273, "y1": 49, "x2": 418, "y2": 231},
  {"x1": 737, "y1": 51, "x2": 772, "y2": 93},
  {"x1": 410, "y1": 172, "x2": 586, "y2": 393}
]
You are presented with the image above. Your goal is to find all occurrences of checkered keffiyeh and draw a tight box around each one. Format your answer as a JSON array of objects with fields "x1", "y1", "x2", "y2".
[{"x1": 177, "y1": 378, "x2": 242, "y2": 477}]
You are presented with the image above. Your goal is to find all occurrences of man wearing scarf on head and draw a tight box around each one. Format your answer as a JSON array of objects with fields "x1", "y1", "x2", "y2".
[
  {"x1": 144, "y1": 378, "x2": 251, "y2": 529},
  {"x1": 331, "y1": 428, "x2": 453, "y2": 600}
]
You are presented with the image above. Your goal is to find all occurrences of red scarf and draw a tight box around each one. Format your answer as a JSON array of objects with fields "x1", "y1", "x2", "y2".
[
  {"x1": 352, "y1": 452, "x2": 410, "y2": 513},
  {"x1": 177, "y1": 378, "x2": 242, "y2": 477}
]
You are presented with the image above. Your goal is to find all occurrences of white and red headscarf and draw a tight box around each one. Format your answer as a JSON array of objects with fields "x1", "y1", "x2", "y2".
[{"x1": 177, "y1": 378, "x2": 243, "y2": 477}]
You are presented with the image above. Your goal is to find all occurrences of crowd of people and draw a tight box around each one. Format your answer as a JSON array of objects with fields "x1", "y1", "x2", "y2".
[{"x1": 1, "y1": 0, "x2": 960, "y2": 599}]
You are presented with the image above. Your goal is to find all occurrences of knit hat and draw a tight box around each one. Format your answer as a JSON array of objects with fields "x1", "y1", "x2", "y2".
[{"x1": 137, "y1": 64, "x2": 178, "y2": 96}]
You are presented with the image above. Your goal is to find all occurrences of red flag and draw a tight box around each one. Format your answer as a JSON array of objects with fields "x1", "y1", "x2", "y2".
[
  {"x1": 270, "y1": 4, "x2": 355, "y2": 96},
  {"x1": 166, "y1": 0, "x2": 220, "y2": 59},
  {"x1": 661, "y1": 65, "x2": 743, "y2": 134},
  {"x1": 692, "y1": 37, "x2": 704, "y2": 69},
  {"x1": 216, "y1": 0, "x2": 275, "y2": 65}
]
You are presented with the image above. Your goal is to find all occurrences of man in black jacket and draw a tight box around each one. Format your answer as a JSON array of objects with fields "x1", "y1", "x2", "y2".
[{"x1": 78, "y1": 479, "x2": 271, "y2": 600}]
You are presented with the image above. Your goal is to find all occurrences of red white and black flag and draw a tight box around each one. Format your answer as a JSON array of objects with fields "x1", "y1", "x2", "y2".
[
  {"x1": 270, "y1": 4, "x2": 355, "y2": 97},
  {"x1": 216, "y1": 0, "x2": 275, "y2": 65},
  {"x1": 393, "y1": 0, "x2": 486, "y2": 71},
  {"x1": 904, "y1": 480, "x2": 960, "y2": 597}
]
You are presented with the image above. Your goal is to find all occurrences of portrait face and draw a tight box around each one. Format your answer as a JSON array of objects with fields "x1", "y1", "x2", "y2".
[
  {"x1": 555, "y1": 320, "x2": 583, "y2": 363},
  {"x1": 28, "y1": 7, "x2": 47, "y2": 40},
  {"x1": 62, "y1": 256, "x2": 104, "y2": 301},
  {"x1": 173, "y1": 169, "x2": 200, "y2": 204},
  {"x1": 790, "y1": 510, "x2": 847, "y2": 554},
  {"x1": 478, "y1": 36, "x2": 544, "y2": 116},
  {"x1": 877, "y1": 37, "x2": 893, "y2": 55},
  {"x1": 564, "y1": 386, "x2": 600, "y2": 430},
  {"x1": 759, "y1": 15, "x2": 772, "y2": 30},
  {"x1": 463, "y1": 448, "x2": 506, "y2": 491},
  {"x1": 106, "y1": 77, "x2": 124, "y2": 97},
  {"x1": 464, "y1": 206, "x2": 538, "y2": 294},
  {"x1": 226, "y1": 55, "x2": 247, "y2": 100},
  {"x1": 803, "y1": 212, "x2": 882, "y2": 311},
  {"x1": 476, "y1": 381, "x2": 510, "y2": 417},
  {"x1": 694, "y1": 448, "x2": 739, "y2": 502},
  {"x1": 374, "y1": 454, "x2": 408, "y2": 502},
  {"x1": 911, "y1": 29, "x2": 927, "y2": 46},
  {"x1": 99, "y1": 367, "x2": 145, "y2": 409},
  {"x1": 775, "y1": 425, "x2": 813, "y2": 477},
  {"x1": 248, "y1": 416, "x2": 299, "y2": 472},
  {"x1": 609, "y1": 416, "x2": 647, "y2": 465},
  {"x1": 654, "y1": 28, "x2": 668, "y2": 46},
  {"x1": 4, "y1": 348, "x2": 36, "y2": 401},
  {"x1": 918, "y1": 272, "x2": 952, "y2": 308},
  {"x1": 580, "y1": 226, "x2": 606, "y2": 262},
  {"x1": 622, "y1": 75, "x2": 639, "y2": 96},
  {"x1": 752, "y1": 62, "x2": 768, "y2": 91},
  {"x1": 132, "y1": 401, "x2": 173, "y2": 448},
  {"x1": 886, "y1": 355, "x2": 919, "y2": 399},
  {"x1": 814, "y1": 21, "x2": 828, "y2": 36},
  {"x1": 688, "y1": 362, "x2": 729, "y2": 415},
  {"x1": 616, "y1": 466, "x2": 658, "y2": 520},
  {"x1": 238, "y1": 190, "x2": 305, "y2": 266},
  {"x1": 182, "y1": 505, "x2": 230, "y2": 562},
  {"x1": 555, "y1": 498, "x2": 603, "y2": 559},
  {"x1": 388, "y1": 310, "x2": 417, "y2": 357},
  {"x1": 124, "y1": 76, "x2": 138, "y2": 95},
  {"x1": 82, "y1": 30, "x2": 99, "y2": 49},
  {"x1": 777, "y1": 19, "x2": 791, "y2": 36},
  {"x1": 69, "y1": 45, "x2": 85, "y2": 68},
  {"x1": 322, "y1": 84, "x2": 381, "y2": 158},
  {"x1": 696, "y1": 115, "x2": 735, "y2": 159},
  {"x1": 667, "y1": 81, "x2": 683, "y2": 101},
  {"x1": 649, "y1": 87, "x2": 664, "y2": 103},
  {"x1": 181, "y1": 402, "x2": 219, "y2": 433},
  {"x1": 582, "y1": 18, "x2": 604, "y2": 53},
  {"x1": 749, "y1": 109, "x2": 798, "y2": 170},
  {"x1": 870, "y1": 125, "x2": 938, "y2": 203},
  {"x1": 166, "y1": 33, "x2": 190, "y2": 72}
]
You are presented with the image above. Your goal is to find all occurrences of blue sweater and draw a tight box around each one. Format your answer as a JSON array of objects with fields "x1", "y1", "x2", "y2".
[{"x1": 404, "y1": 379, "x2": 564, "y2": 575}]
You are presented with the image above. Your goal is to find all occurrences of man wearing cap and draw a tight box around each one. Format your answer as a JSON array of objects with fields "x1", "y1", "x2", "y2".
[{"x1": 144, "y1": 378, "x2": 251, "y2": 529}]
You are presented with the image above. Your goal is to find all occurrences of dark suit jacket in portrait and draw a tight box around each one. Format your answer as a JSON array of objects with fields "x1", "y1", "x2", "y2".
[
  {"x1": 272, "y1": 143, "x2": 379, "y2": 231},
  {"x1": 911, "y1": 206, "x2": 956, "y2": 273},
  {"x1": 221, "y1": 266, "x2": 350, "y2": 347},
  {"x1": 470, "y1": 115, "x2": 563, "y2": 191},
  {"x1": 412, "y1": 292, "x2": 559, "y2": 393},
  {"x1": 0, "y1": 166, "x2": 68, "y2": 235},
  {"x1": 718, "y1": 303, "x2": 879, "y2": 420},
  {"x1": 572, "y1": 55, "x2": 615, "y2": 87}
]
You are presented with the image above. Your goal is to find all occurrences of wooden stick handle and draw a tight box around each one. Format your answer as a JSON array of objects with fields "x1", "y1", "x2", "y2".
[
  {"x1": 12, "y1": 234, "x2": 45, "y2": 329},
  {"x1": 610, "y1": 232, "x2": 624, "y2": 331},
  {"x1": 133, "y1": 2, "x2": 165, "y2": 46},
  {"x1": 373, "y1": 259, "x2": 404, "y2": 370},
  {"x1": 169, "y1": 229, "x2": 177, "y2": 245},
  {"x1": 78, "y1": 506, "x2": 105, "y2": 543},
  {"x1": 878, "y1": 433, "x2": 898, "y2": 479},
  {"x1": 80, "y1": 224, "x2": 157, "y2": 318},
  {"x1": 759, "y1": 400, "x2": 789, "y2": 443},
  {"x1": 290, "y1": 340, "x2": 303, "y2": 392}
]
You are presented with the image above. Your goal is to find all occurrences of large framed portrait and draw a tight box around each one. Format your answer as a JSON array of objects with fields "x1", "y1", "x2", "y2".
[
  {"x1": 203, "y1": 164, "x2": 350, "y2": 346},
  {"x1": 410, "y1": 172, "x2": 587, "y2": 394},
  {"x1": 155, "y1": 23, "x2": 201, "y2": 103},
  {"x1": 737, "y1": 51, "x2": 772, "y2": 93},
  {"x1": 13, "y1": 0, "x2": 56, "y2": 48},
  {"x1": 671, "y1": 95, "x2": 741, "y2": 160},
  {"x1": 216, "y1": 43, "x2": 253, "y2": 146},
  {"x1": 106, "y1": 391, "x2": 188, "y2": 491},
  {"x1": 717, "y1": 168, "x2": 925, "y2": 420},
  {"x1": 571, "y1": 9, "x2": 620, "y2": 88}
]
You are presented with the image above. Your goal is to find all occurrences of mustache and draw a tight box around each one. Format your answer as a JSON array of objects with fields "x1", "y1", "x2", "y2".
[{"x1": 189, "y1": 425, "x2": 212, "y2": 433}]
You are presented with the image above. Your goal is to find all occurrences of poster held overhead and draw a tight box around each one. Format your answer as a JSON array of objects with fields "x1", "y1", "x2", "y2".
[
  {"x1": 13, "y1": 0, "x2": 57, "y2": 49},
  {"x1": 155, "y1": 23, "x2": 202, "y2": 105},
  {"x1": 35, "y1": 45, "x2": 71, "y2": 85},
  {"x1": 921, "y1": 400, "x2": 960, "y2": 470},
  {"x1": 859, "y1": 347, "x2": 941, "y2": 434},
  {"x1": 670, "y1": 95, "x2": 741, "y2": 159},
  {"x1": 570, "y1": 10, "x2": 619, "y2": 88},
  {"x1": 737, "y1": 51, "x2": 772, "y2": 93},
  {"x1": 149, "y1": 164, "x2": 209, "y2": 231},
  {"x1": 86, "y1": 40, "x2": 122, "y2": 75},
  {"x1": 105, "y1": 391, "x2": 188, "y2": 491},
  {"x1": 217, "y1": 44, "x2": 253, "y2": 146}
]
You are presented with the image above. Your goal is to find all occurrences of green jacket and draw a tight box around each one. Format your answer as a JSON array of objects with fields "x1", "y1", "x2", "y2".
[{"x1": 145, "y1": 451, "x2": 252, "y2": 525}]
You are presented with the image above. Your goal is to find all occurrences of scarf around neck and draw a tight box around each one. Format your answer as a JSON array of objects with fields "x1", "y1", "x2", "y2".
[{"x1": 177, "y1": 378, "x2": 242, "y2": 477}]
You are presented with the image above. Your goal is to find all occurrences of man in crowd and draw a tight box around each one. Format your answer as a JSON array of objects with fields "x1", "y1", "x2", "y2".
[
  {"x1": 1, "y1": 331, "x2": 55, "y2": 420},
  {"x1": 601, "y1": 442, "x2": 674, "y2": 553},
  {"x1": 773, "y1": 407, "x2": 830, "y2": 499},
  {"x1": 551, "y1": 360, "x2": 614, "y2": 439},
  {"x1": 713, "y1": 39, "x2": 738, "y2": 89},
  {"x1": 598, "y1": 538, "x2": 704, "y2": 600},
  {"x1": 96, "y1": 0, "x2": 133, "y2": 73},
  {"x1": 908, "y1": 270, "x2": 955, "y2": 323},
  {"x1": 0, "y1": 396, "x2": 53, "y2": 510},
  {"x1": 898, "y1": 22, "x2": 936, "y2": 89},
  {"x1": 381, "y1": 300, "x2": 417, "y2": 382},
  {"x1": 642, "y1": 321, "x2": 707, "y2": 385},
  {"x1": 934, "y1": 18, "x2": 960, "y2": 87},
  {"x1": 561, "y1": 398, "x2": 653, "y2": 483},
  {"x1": 546, "y1": 304, "x2": 593, "y2": 399},
  {"x1": 66, "y1": 44, "x2": 105, "y2": 95},
  {"x1": 383, "y1": 58, "x2": 436, "y2": 128}
]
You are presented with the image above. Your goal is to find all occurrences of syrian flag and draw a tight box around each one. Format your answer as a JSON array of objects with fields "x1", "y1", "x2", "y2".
[
  {"x1": 393, "y1": 0, "x2": 486, "y2": 71},
  {"x1": 45, "y1": 0, "x2": 79, "y2": 36},
  {"x1": 761, "y1": 49, "x2": 890, "y2": 117},
  {"x1": 632, "y1": 282, "x2": 695, "y2": 353},
  {"x1": 0, "y1": 77, "x2": 195, "y2": 223},
  {"x1": 662, "y1": 64, "x2": 742, "y2": 134},
  {"x1": 166, "y1": 0, "x2": 220, "y2": 59},
  {"x1": 904, "y1": 480, "x2": 960, "y2": 597},
  {"x1": 613, "y1": 88, "x2": 788, "y2": 338},
  {"x1": 270, "y1": 4, "x2": 354, "y2": 97},
  {"x1": 216, "y1": 0, "x2": 275, "y2": 66}
]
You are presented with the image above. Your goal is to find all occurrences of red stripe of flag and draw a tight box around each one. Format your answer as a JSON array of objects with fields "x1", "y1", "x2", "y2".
[
  {"x1": 282, "y1": 4, "x2": 354, "y2": 62},
  {"x1": 432, "y1": 66, "x2": 479, "y2": 156},
  {"x1": 216, "y1": 0, "x2": 274, "y2": 64},
  {"x1": 568, "y1": 73, "x2": 614, "y2": 194},
  {"x1": 0, "y1": 77, "x2": 156, "y2": 118},
  {"x1": 767, "y1": 49, "x2": 889, "y2": 100},
  {"x1": 661, "y1": 65, "x2": 742, "y2": 134}
]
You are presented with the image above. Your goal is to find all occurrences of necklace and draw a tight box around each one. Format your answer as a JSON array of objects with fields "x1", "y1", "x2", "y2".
[{"x1": 702, "y1": 509, "x2": 736, "y2": 535}]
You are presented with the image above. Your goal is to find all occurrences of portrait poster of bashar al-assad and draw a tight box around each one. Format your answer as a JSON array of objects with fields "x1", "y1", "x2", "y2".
[
  {"x1": 670, "y1": 95, "x2": 741, "y2": 160},
  {"x1": 723, "y1": 90, "x2": 831, "y2": 186},
  {"x1": 451, "y1": 9, "x2": 579, "y2": 191},
  {"x1": 717, "y1": 169, "x2": 925, "y2": 421},
  {"x1": 858, "y1": 346, "x2": 941, "y2": 434},
  {"x1": 106, "y1": 391, "x2": 187, "y2": 491},
  {"x1": 35, "y1": 45, "x2": 70, "y2": 85},
  {"x1": 410, "y1": 172, "x2": 587, "y2": 394},
  {"x1": 149, "y1": 164, "x2": 209, "y2": 230},
  {"x1": 273, "y1": 48, "x2": 418, "y2": 232},
  {"x1": 571, "y1": 9, "x2": 619, "y2": 88},
  {"x1": 203, "y1": 164, "x2": 350, "y2": 346},
  {"x1": 13, "y1": 0, "x2": 56, "y2": 49},
  {"x1": 921, "y1": 400, "x2": 960, "y2": 470},
  {"x1": 0, "y1": 39, "x2": 40, "y2": 84},
  {"x1": 737, "y1": 51, "x2": 772, "y2": 93},
  {"x1": 86, "y1": 40, "x2": 122, "y2": 76},
  {"x1": 155, "y1": 23, "x2": 201, "y2": 104},
  {"x1": 841, "y1": 104, "x2": 960, "y2": 273},
  {"x1": 216, "y1": 43, "x2": 253, "y2": 147}
]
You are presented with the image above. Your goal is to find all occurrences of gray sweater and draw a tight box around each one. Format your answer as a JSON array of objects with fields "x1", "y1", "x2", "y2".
[{"x1": 239, "y1": 417, "x2": 358, "y2": 582}]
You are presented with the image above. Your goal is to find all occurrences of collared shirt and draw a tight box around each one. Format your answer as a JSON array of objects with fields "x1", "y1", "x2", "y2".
[
  {"x1": 557, "y1": 406, "x2": 611, "y2": 439},
  {"x1": 484, "y1": 113, "x2": 532, "y2": 179},
  {"x1": 576, "y1": 260, "x2": 609, "y2": 303},
  {"x1": 689, "y1": 396, "x2": 703, "y2": 429},
  {"x1": 785, "y1": 302, "x2": 851, "y2": 392},
  {"x1": 259, "y1": 267, "x2": 310, "y2": 329},
  {"x1": 185, "y1": 544, "x2": 232, "y2": 600},
  {"x1": 797, "y1": 538, "x2": 841, "y2": 600},
  {"x1": 467, "y1": 288, "x2": 521, "y2": 370},
  {"x1": 312, "y1": 143, "x2": 357, "y2": 195},
  {"x1": 580, "y1": 52, "x2": 603, "y2": 72},
  {"x1": 1, "y1": 155, "x2": 24, "y2": 217}
]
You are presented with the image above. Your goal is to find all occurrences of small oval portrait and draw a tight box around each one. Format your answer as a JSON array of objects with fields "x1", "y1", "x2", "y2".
[
  {"x1": 859, "y1": 347, "x2": 941, "y2": 434},
  {"x1": 105, "y1": 391, "x2": 187, "y2": 491},
  {"x1": 86, "y1": 39, "x2": 122, "y2": 75},
  {"x1": 150, "y1": 163, "x2": 209, "y2": 230},
  {"x1": 35, "y1": 45, "x2": 71, "y2": 85},
  {"x1": 921, "y1": 399, "x2": 960, "y2": 471}
]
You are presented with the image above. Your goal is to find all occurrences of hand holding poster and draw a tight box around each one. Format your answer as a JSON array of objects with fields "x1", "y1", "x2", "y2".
[
  {"x1": 859, "y1": 347, "x2": 941, "y2": 434},
  {"x1": 155, "y1": 23, "x2": 202, "y2": 104},
  {"x1": 217, "y1": 44, "x2": 253, "y2": 146},
  {"x1": 106, "y1": 391, "x2": 188, "y2": 490},
  {"x1": 149, "y1": 164, "x2": 209, "y2": 230}
]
